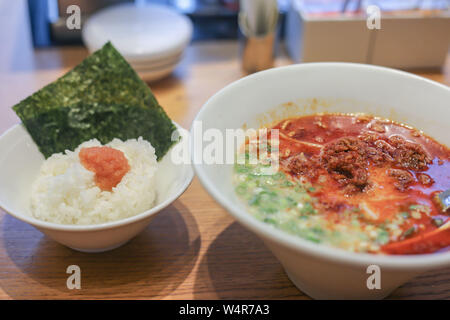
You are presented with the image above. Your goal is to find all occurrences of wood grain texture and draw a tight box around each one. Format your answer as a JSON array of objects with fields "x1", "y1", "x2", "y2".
[{"x1": 0, "y1": 0, "x2": 448, "y2": 300}]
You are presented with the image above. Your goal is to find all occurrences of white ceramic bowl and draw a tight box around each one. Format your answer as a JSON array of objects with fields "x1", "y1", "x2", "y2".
[
  {"x1": 82, "y1": 3, "x2": 192, "y2": 83},
  {"x1": 0, "y1": 123, "x2": 193, "y2": 253},
  {"x1": 192, "y1": 63, "x2": 450, "y2": 299},
  {"x1": 82, "y1": 3, "x2": 193, "y2": 62}
]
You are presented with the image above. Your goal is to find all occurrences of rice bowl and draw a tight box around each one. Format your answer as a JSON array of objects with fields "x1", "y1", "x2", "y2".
[
  {"x1": 31, "y1": 137, "x2": 158, "y2": 225},
  {"x1": 0, "y1": 42, "x2": 193, "y2": 252}
]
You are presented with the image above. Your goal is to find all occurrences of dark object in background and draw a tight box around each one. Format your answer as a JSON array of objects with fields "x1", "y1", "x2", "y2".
[{"x1": 52, "y1": 0, "x2": 134, "y2": 44}]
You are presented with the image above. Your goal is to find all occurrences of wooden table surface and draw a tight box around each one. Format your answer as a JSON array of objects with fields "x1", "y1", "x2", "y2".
[{"x1": 0, "y1": 1, "x2": 449, "y2": 300}]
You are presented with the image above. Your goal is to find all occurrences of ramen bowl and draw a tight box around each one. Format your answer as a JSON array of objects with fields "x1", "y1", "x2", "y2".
[{"x1": 192, "y1": 63, "x2": 450, "y2": 299}]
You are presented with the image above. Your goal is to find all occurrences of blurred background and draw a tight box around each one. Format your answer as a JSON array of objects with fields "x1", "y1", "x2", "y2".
[
  {"x1": 0, "y1": 0, "x2": 449, "y2": 118},
  {"x1": 27, "y1": 0, "x2": 448, "y2": 44},
  {"x1": 24, "y1": 0, "x2": 450, "y2": 73},
  {"x1": 29, "y1": 0, "x2": 288, "y2": 44}
]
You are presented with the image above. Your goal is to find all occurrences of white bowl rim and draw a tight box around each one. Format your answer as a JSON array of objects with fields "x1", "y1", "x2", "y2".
[
  {"x1": 192, "y1": 62, "x2": 450, "y2": 270},
  {"x1": 0, "y1": 122, "x2": 194, "y2": 232}
]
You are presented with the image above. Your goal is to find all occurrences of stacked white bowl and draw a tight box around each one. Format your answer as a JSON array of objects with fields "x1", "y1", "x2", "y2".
[{"x1": 82, "y1": 3, "x2": 193, "y2": 82}]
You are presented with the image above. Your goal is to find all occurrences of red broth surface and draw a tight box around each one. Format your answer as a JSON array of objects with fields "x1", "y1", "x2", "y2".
[{"x1": 271, "y1": 114, "x2": 450, "y2": 254}]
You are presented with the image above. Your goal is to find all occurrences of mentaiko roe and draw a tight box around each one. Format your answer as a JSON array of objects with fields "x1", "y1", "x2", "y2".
[{"x1": 79, "y1": 146, "x2": 130, "y2": 191}]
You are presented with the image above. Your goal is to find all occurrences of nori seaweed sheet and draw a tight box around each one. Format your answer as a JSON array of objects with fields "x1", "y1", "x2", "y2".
[{"x1": 12, "y1": 42, "x2": 177, "y2": 160}]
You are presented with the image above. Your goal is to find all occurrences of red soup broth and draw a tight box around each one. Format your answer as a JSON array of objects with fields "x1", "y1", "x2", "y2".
[{"x1": 234, "y1": 113, "x2": 449, "y2": 254}]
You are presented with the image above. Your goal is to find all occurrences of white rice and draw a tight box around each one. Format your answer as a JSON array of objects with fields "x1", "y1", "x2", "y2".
[{"x1": 31, "y1": 137, "x2": 157, "y2": 225}]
